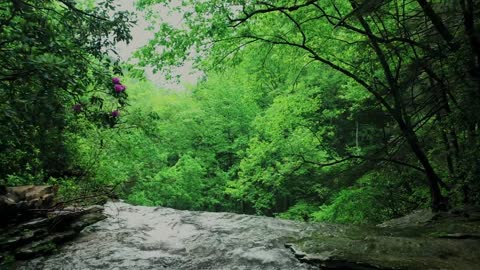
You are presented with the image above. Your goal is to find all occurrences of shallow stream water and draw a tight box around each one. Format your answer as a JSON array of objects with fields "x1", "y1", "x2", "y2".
[{"x1": 18, "y1": 202, "x2": 316, "y2": 270}]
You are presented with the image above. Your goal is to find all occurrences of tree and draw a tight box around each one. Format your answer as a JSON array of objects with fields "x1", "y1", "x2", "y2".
[
  {"x1": 0, "y1": 0, "x2": 134, "y2": 183},
  {"x1": 136, "y1": 0, "x2": 479, "y2": 211}
]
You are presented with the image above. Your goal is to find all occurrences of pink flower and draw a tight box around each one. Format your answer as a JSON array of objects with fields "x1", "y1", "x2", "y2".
[
  {"x1": 72, "y1": 104, "x2": 82, "y2": 113},
  {"x1": 114, "y1": 84, "x2": 126, "y2": 93},
  {"x1": 112, "y1": 77, "x2": 121, "y2": 84},
  {"x1": 111, "y1": 110, "x2": 120, "y2": 117}
]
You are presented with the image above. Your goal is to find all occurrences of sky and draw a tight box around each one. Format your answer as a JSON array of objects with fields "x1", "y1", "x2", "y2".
[{"x1": 114, "y1": 0, "x2": 199, "y2": 91}]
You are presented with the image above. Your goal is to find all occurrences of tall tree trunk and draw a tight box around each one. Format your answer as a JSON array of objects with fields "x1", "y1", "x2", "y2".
[
  {"x1": 416, "y1": 0, "x2": 457, "y2": 50},
  {"x1": 399, "y1": 121, "x2": 448, "y2": 211},
  {"x1": 424, "y1": 67, "x2": 461, "y2": 158},
  {"x1": 353, "y1": 3, "x2": 449, "y2": 211},
  {"x1": 461, "y1": 1, "x2": 480, "y2": 205},
  {"x1": 427, "y1": 73, "x2": 458, "y2": 177},
  {"x1": 460, "y1": 0, "x2": 480, "y2": 73},
  {"x1": 438, "y1": 112, "x2": 455, "y2": 176}
]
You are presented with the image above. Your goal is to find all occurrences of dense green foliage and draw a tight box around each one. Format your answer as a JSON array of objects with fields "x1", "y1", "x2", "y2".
[
  {"x1": 2, "y1": 0, "x2": 479, "y2": 224},
  {"x1": 0, "y1": 0, "x2": 133, "y2": 187},
  {"x1": 129, "y1": 0, "x2": 479, "y2": 221}
]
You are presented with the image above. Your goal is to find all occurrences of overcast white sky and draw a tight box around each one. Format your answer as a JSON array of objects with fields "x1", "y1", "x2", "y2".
[{"x1": 114, "y1": 0, "x2": 199, "y2": 90}]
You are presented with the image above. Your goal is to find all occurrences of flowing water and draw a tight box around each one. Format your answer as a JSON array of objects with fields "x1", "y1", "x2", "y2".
[{"x1": 18, "y1": 202, "x2": 316, "y2": 270}]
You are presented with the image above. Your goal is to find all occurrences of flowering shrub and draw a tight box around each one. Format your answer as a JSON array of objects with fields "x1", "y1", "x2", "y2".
[
  {"x1": 112, "y1": 77, "x2": 121, "y2": 84},
  {"x1": 112, "y1": 77, "x2": 126, "y2": 93},
  {"x1": 71, "y1": 77, "x2": 127, "y2": 125},
  {"x1": 114, "y1": 84, "x2": 126, "y2": 93},
  {"x1": 72, "y1": 104, "x2": 82, "y2": 113}
]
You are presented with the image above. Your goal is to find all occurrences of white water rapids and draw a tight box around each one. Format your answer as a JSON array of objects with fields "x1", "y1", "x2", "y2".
[{"x1": 18, "y1": 202, "x2": 316, "y2": 270}]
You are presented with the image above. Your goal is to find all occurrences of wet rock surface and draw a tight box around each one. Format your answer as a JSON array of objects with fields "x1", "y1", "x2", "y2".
[
  {"x1": 15, "y1": 202, "x2": 480, "y2": 270},
  {"x1": 288, "y1": 207, "x2": 480, "y2": 270},
  {"x1": 1, "y1": 206, "x2": 106, "y2": 262},
  {"x1": 17, "y1": 202, "x2": 315, "y2": 270},
  {"x1": 0, "y1": 185, "x2": 106, "y2": 266},
  {"x1": 1, "y1": 185, "x2": 57, "y2": 222}
]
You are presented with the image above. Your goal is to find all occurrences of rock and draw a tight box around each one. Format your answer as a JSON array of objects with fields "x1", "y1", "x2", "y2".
[
  {"x1": 438, "y1": 233, "x2": 480, "y2": 239},
  {"x1": 7, "y1": 185, "x2": 55, "y2": 200},
  {"x1": 16, "y1": 201, "x2": 315, "y2": 270},
  {"x1": 47, "y1": 205, "x2": 106, "y2": 232},
  {"x1": 0, "y1": 186, "x2": 107, "y2": 266},
  {"x1": 287, "y1": 208, "x2": 480, "y2": 270},
  {"x1": 377, "y1": 209, "x2": 436, "y2": 228},
  {"x1": 1, "y1": 185, "x2": 58, "y2": 224},
  {"x1": 1, "y1": 206, "x2": 106, "y2": 264},
  {"x1": 0, "y1": 195, "x2": 16, "y2": 210},
  {"x1": 6, "y1": 185, "x2": 57, "y2": 210},
  {"x1": 13, "y1": 202, "x2": 480, "y2": 270},
  {"x1": 70, "y1": 211, "x2": 106, "y2": 232},
  {"x1": 18, "y1": 218, "x2": 50, "y2": 230}
]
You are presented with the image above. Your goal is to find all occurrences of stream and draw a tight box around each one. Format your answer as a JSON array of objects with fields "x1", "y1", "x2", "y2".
[{"x1": 18, "y1": 201, "x2": 316, "y2": 270}]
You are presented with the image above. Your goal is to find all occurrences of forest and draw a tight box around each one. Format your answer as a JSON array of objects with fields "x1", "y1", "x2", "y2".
[{"x1": 1, "y1": 0, "x2": 479, "y2": 228}]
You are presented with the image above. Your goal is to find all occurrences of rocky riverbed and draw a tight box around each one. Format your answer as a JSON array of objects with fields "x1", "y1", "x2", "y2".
[
  {"x1": 16, "y1": 201, "x2": 315, "y2": 270},
  {"x1": 14, "y1": 202, "x2": 480, "y2": 270},
  {"x1": 1, "y1": 185, "x2": 107, "y2": 265}
]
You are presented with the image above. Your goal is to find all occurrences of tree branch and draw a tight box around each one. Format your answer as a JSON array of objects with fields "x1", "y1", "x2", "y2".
[{"x1": 229, "y1": 0, "x2": 316, "y2": 27}]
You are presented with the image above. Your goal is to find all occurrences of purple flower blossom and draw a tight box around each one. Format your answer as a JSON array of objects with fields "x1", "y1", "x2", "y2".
[
  {"x1": 111, "y1": 110, "x2": 120, "y2": 118},
  {"x1": 114, "y1": 84, "x2": 126, "y2": 93},
  {"x1": 72, "y1": 104, "x2": 82, "y2": 113},
  {"x1": 112, "y1": 77, "x2": 121, "y2": 84}
]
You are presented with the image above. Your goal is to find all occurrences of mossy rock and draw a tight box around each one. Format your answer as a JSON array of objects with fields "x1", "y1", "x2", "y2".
[
  {"x1": 287, "y1": 215, "x2": 480, "y2": 270},
  {"x1": 15, "y1": 230, "x2": 77, "y2": 260},
  {"x1": 0, "y1": 252, "x2": 16, "y2": 267}
]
